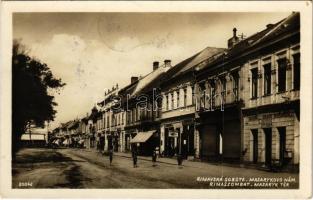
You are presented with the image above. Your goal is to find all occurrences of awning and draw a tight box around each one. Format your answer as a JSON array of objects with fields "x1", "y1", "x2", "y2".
[
  {"x1": 130, "y1": 130, "x2": 155, "y2": 143},
  {"x1": 21, "y1": 134, "x2": 45, "y2": 141}
]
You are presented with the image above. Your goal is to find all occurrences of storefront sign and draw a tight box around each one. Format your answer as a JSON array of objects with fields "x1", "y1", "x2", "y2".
[{"x1": 169, "y1": 131, "x2": 178, "y2": 137}]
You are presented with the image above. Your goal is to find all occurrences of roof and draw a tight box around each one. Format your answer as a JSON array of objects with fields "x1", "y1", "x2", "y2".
[
  {"x1": 132, "y1": 63, "x2": 170, "y2": 96},
  {"x1": 60, "y1": 121, "x2": 73, "y2": 130},
  {"x1": 226, "y1": 12, "x2": 299, "y2": 60},
  {"x1": 119, "y1": 63, "x2": 171, "y2": 104},
  {"x1": 68, "y1": 120, "x2": 79, "y2": 130},
  {"x1": 171, "y1": 47, "x2": 225, "y2": 78},
  {"x1": 197, "y1": 12, "x2": 300, "y2": 73}
]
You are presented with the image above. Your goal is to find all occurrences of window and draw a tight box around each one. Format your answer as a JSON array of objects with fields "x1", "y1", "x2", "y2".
[
  {"x1": 293, "y1": 53, "x2": 300, "y2": 90},
  {"x1": 191, "y1": 86, "x2": 195, "y2": 105},
  {"x1": 201, "y1": 86, "x2": 206, "y2": 108},
  {"x1": 184, "y1": 88, "x2": 187, "y2": 107},
  {"x1": 232, "y1": 73, "x2": 239, "y2": 101},
  {"x1": 177, "y1": 90, "x2": 180, "y2": 108},
  {"x1": 167, "y1": 94, "x2": 169, "y2": 110},
  {"x1": 263, "y1": 63, "x2": 271, "y2": 95},
  {"x1": 132, "y1": 108, "x2": 136, "y2": 123},
  {"x1": 172, "y1": 93, "x2": 174, "y2": 109},
  {"x1": 210, "y1": 81, "x2": 216, "y2": 108},
  {"x1": 277, "y1": 58, "x2": 287, "y2": 93},
  {"x1": 251, "y1": 68, "x2": 258, "y2": 99},
  {"x1": 221, "y1": 77, "x2": 226, "y2": 101}
]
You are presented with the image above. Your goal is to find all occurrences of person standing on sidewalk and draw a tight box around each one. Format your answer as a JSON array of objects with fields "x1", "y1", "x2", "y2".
[
  {"x1": 131, "y1": 144, "x2": 138, "y2": 168},
  {"x1": 109, "y1": 148, "x2": 113, "y2": 166},
  {"x1": 152, "y1": 149, "x2": 157, "y2": 167}
]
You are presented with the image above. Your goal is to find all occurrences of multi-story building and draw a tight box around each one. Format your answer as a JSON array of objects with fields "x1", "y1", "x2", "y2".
[
  {"x1": 159, "y1": 47, "x2": 224, "y2": 159},
  {"x1": 240, "y1": 12, "x2": 300, "y2": 170},
  {"x1": 119, "y1": 61, "x2": 171, "y2": 156},
  {"x1": 98, "y1": 84, "x2": 125, "y2": 152},
  {"x1": 194, "y1": 12, "x2": 300, "y2": 170}
]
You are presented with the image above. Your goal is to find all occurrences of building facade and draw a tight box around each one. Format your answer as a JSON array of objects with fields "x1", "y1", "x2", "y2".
[
  {"x1": 194, "y1": 12, "x2": 300, "y2": 170},
  {"x1": 159, "y1": 47, "x2": 224, "y2": 159}
]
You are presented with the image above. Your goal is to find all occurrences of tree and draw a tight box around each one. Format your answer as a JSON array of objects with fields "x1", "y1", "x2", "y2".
[{"x1": 12, "y1": 40, "x2": 65, "y2": 157}]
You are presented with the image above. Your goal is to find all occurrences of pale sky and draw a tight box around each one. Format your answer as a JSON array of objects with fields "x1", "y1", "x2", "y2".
[{"x1": 13, "y1": 12, "x2": 290, "y2": 129}]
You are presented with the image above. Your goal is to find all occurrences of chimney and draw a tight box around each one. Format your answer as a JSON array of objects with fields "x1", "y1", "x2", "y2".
[
  {"x1": 266, "y1": 24, "x2": 274, "y2": 29},
  {"x1": 164, "y1": 59, "x2": 171, "y2": 68},
  {"x1": 227, "y1": 27, "x2": 240, "y2": 49},
  {"x1": 153, "y1": 61, "x2": 159, "y2": 70},
  {"x1": 131, "y1": 76, "x2": 139, "y2": 84},
  {"x1": 233, "y1": 27, "x2": 237, "y2": 37}
]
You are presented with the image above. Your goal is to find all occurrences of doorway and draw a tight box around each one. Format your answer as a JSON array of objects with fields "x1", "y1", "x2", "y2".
[
  {"x1": 278, "y1": 127, "x2": 286, "y2": 164},
  {"x1": 251, "y1": 129, "x2": 258, "y2": 163},
  {"x1": 264, "y1": 128, "x2": 272, "y2": 166}
]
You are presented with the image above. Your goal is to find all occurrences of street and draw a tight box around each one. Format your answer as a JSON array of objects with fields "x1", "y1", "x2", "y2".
[{"x1": 12, "y1": 148, "x2": 299, "y2": 189}]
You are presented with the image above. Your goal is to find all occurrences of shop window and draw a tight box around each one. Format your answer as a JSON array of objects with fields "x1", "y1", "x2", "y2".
[
  {"x1": 251, "y1": 68, "x2": 258, "y2": 99},
  {"x1": 293, "y1": 53, "x2": 300, "y2": 90},
  {"x1": 263, "y1": 63, "x2": 271, "y2": 96},
  {"x1": 277, "y1": 58, "x2": 287, "y2": 93}
]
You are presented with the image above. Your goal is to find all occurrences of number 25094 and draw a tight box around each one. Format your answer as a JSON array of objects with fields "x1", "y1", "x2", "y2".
[{"x1": 18, "y1": 182, "x2": 33, "y2": 187}]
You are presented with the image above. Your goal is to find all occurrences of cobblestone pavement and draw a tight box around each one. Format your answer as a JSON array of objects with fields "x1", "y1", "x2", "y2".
[{"x1": 12, "y1": 148, "x2": 299, "y2": 189}]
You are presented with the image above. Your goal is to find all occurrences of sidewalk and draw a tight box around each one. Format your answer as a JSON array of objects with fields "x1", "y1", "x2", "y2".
[{"x1": 83, "y1": 148, "x2": 244, "y2": 170}]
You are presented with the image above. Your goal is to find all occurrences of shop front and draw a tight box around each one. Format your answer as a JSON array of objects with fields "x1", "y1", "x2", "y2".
[
  {"x1": 162, "y1": 120, "x2": 195, "y2": 159},
  {"x1": 197, "y1": 106, "x2": 242, "y2": 162},
  {"x1": 130, "y1": 130, "x2": 159, "y2": 156}
]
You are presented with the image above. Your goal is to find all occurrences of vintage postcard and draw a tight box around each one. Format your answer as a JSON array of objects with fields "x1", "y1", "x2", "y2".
[{"x1": 0, "y1": 1, "x2": 312, "y2": 199}]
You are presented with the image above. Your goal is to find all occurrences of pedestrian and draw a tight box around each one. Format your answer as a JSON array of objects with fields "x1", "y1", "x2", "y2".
[
  {"x1": 152, "y1": 149, "x2": 157, "y2": 167},
  {"x1": 109, "y1": 148, "x2": 113, "y2": 166},
  {"x1": 132, "y1": 145, "x2": 138, "y2": 168},
  {"x1": 177, "y1": 153, "x2": 183, "y2": 167}
]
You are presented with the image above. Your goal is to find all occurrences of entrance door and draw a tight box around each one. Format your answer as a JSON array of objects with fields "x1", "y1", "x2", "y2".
[
  {"x1": 187, "y1": 125, "x2": 194, "y2": 156},
  {"x1": 125, "y1": 134, "x2": 130, "y2": 152},
  {"x1": 278, "y1": 127, "x2": 286, "y2": 165},
  {"x1": 165, "y1": 128, "x2": 175, "y2": 157},
  {"x1": 252, "y1": 129, "x2": 258, "y2": 163},
  {"x1": 264, "y1": 128, "x2": 272, "y2": 166},
  {"x1": 200, "y1": 125, "x2": 218, "y2": 160}
]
